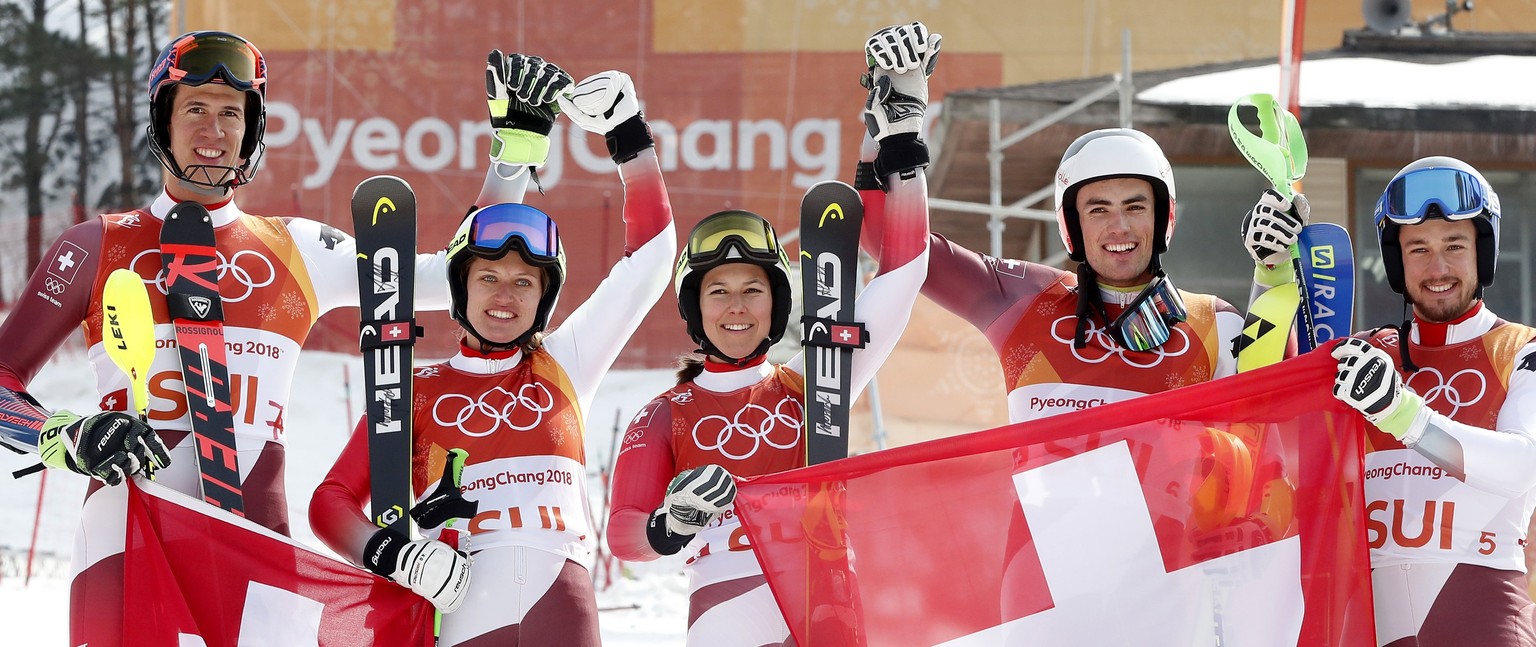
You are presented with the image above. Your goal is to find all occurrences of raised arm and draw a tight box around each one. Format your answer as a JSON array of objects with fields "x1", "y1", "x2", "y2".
[{"x1": 544, "y1": 71, "x2": 677, "y2": 408}]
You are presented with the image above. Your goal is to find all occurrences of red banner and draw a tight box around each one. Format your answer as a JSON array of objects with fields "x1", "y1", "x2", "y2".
[
  {"x1": 735, "y1": 350, "x2": 1376, "y2": 646},
  {"x1": 122, "y1": 482, "x2": 433, "y2": 647}
]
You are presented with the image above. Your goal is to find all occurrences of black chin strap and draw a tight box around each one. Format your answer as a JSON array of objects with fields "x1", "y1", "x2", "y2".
[
  {"x1": 697, "y1": 338, "x2": 771, "y2": 367},
  {"x1": 1397, "y1": 299, "x2": 1418, "y2": 372},
  {"x1": 463, "y1": 323, "x2": 528, "y2": 354},
  {"x1": 1073, "y1": 262, "x2": 1108, "y2": 349}
]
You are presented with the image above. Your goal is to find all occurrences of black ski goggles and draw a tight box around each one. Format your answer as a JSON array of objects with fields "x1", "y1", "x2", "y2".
[
  {"x1": 1376, "y1": 166, "x2": 1490, "y2": 226},
  {"x1": 460, "y1": 203, "x2": 561, "y2": 263},
  {"x1": 1109, "y1": 274, "x2": 1189, "y2": 352},
  {"x1": 684, "y1": 211, "x2": 783, "y2": 268},
  {"x1": 157, "y1": 32, "x2": 266, "y2": 94}
]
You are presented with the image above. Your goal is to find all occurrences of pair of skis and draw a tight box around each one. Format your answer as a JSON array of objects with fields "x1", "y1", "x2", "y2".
[{"x1": 1228, "y1": 93, "x2": 1355, "y2": 369}]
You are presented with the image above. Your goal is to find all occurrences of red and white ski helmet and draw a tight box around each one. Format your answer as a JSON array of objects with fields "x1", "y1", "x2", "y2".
[{"x1": 1053, "y1": 128, "x2": 1177, "y2": 263}]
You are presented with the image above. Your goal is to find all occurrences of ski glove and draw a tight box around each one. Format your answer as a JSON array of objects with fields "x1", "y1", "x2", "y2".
[
  {"x1": 486, "y1": 50, "x2": 571, "y2": 166},
  {"x1": 39, "y1": 410, "x2": 169, "y2": 486},
  {"x1": 1332, "y1": 338, "x2": 1428, "y2": 442},
  {"x1": 364, "y1": 528, "x2": 472, "y2": 613},
  {"x1": 558, "y1": 70, "x2": 654, "y2": 164},
  {"x1": 661, "y1": 464, "x2": 737, "y2": 536},
  {"x1": 1241, "y1": 189, "x2": 1309, "y2": 267},
  {"x1": 862, "y1": 22, "x2": 941, "y2": 184}
]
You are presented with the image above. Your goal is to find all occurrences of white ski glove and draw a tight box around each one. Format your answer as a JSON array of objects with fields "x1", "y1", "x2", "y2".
[
  {"x1": 1240, "y1": 189, "x2": 1309, "y2": 267},
  {"x1": 485, "y1": 50, "x2": 571, "y2": 166},
  {"x1": 364, "y1": 529, "x2": 472, "y2": 613},
  {"x1": 862, "y1": 22, "x2": 940, "y2": 186},
  {"x1": 662, "y1": 464, "x2": 737, "y2": 535},
  {"x1": 862, "y1": 22, "x2": 941, "y2": 142},
  {"x1": 1332, "y1": 338, "x2": 1427, "y2": 441},
  {"x1": 39, "y1": 410, "x2": 169, "y2": 485},
  {"x1": 557, "y1": 70, "x2": 653, "y2": 164}
]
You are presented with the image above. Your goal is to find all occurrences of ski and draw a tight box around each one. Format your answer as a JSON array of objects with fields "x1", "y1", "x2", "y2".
[
  {"x1": 800, "y1": 181, "x2": 866, "y2": 465},
  {"x1": 352, "y1": 175, "x2": 421, "y2": 536},
  {"x1": 1228, "y1": 92, "x2": 1310, "y2": 370},
  {"x1": 161, "y1": 201, "x2": 244, "y2": 515},
  {"x1": 1295, "y1": 223, "x2": 1355, "y2": 353}
]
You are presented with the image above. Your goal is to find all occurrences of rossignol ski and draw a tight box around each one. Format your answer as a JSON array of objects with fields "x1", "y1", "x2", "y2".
[
  {"x1": 161, "y1": 201, "x2": 244, "y2": 514},
  {"x1": 1295, "y1": 223, "x2": 1354, "y2": 354},
  {"x1": 352, "y1": 175, "x2": 421, "y2": 535},
  {"x1": 800, "y1": 180, "x2": 866, "y2": 465}
]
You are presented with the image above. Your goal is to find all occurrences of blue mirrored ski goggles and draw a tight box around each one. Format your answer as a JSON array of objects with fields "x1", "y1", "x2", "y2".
[
  {"x1": 1109, "y1": 274, "x2": 1189, "y2": 352},
  {"x1": 466, "y1": 203, "x2": 561, "y2": 262},
  {"x1": 1377, "y1": 166, "x2": 1490, "y2": 225}
]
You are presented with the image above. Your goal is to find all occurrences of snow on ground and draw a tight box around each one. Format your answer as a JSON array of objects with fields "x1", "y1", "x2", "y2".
[{"x1": 0, "y1": 349, "x2": 691, "y2": 645}]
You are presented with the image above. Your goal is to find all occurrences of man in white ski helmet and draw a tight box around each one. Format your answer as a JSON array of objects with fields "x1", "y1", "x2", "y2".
[
  {"x1": 858, "y1": 26, "x2": 1306, "y2": 573},
  {"x1": 916, "y1": 127, "x2": 1265, "y2": 420},
  {"x1": 1326, "y1": 156, "x2": 1536, "y2": 646}
]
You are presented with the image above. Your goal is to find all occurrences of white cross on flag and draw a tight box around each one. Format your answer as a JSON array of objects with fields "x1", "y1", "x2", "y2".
[
  {"x1": 735, "y1": 351, "x2": 1375, "y2": 646},
  {"x1": 381, "y1": 322, "x2": 413, "y2": 341}
]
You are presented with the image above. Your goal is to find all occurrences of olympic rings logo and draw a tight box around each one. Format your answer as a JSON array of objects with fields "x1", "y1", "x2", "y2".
[
  {"x1": 1408, "y1": 367, "x2": 1486, "y2": 418},
  {"x1": 1049, "y1": 314, "x2": 1189, "y2": 368},
  {"x1": 433, "y1": 383, "x2": 555, "y2": 437},
  {"x1": 691, "y1": 397, "x2": 802, "y2": 461},
  {"x1": 44, "y1": 277, "x2": 66, "y2": 295},
  {"x1": 128, "y1": 248, "x2": 276, "y2": 303}
]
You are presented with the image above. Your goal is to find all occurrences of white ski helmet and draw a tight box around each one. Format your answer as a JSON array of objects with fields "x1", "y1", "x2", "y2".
[{"x1": 1054, "y1": 128, "x2": 1177, "y2": 264}]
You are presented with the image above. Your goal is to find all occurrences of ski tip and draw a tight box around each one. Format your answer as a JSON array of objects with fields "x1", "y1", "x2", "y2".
[
  {"x1": 167, "y1": 201, "x2": 212, "y2": 222},
  {"x1": 353, "y1": 175, "x2": 413, "y2": 194}
]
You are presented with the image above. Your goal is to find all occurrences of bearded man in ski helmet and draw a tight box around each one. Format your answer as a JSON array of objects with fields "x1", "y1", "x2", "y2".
[{"x1": 1329, "y1": 156, "x2": 1536, "y2": 646}]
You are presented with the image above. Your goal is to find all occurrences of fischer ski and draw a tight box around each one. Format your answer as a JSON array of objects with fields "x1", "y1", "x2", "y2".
[
  {"x1": 352, "y1": 175, "x2": 421, "y2": 536},
  {"x1": 800, "y1": 181, "x2": 866, "y2": 465},
  {"x1": 1228, "y1": 92, "x2": 1353, "y2": 367},
  {"x1": 161, "y1": 201, "x2": 244, "y2": 514}
]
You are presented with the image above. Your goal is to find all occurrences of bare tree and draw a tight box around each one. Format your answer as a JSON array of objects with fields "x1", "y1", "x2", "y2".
[
  {"x1": 73, "y1": 0, "x2": 92, "y2": 224},
  {"x1": 0, "y1": 0, "x2": 76, "y2": 273},
  {"x1": 101, "y1": 0, "x2": 139, "y2": 210}
]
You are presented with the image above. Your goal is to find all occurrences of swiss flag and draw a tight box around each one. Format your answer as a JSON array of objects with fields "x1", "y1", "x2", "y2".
[
  {"x1": 121, "y1": 481, "x2": 433, "y2": 646},
  {"x1": 735, "y1": 349, "x2": 1375, "y2": 646}
]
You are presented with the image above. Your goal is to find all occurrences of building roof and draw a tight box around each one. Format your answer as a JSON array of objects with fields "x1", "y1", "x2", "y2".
[
  {"x1": 943, "y1": 31, "x2": 1536, "y2": 134},
  {"x1": 928, "y1": 31, "x2": 1536, "y2": 259}
]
